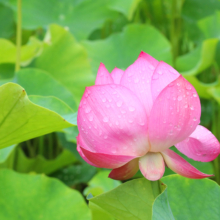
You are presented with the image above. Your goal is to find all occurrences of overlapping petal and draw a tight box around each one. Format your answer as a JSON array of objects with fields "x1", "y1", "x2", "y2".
[
  {"x1": 175, "y1": 125, "x2": 220, "y2": 162},
  {"x1": 111, "y1": 67, "x2": 124, "y2": 84},
  {"x1": 149, "y1": 75, "x2": 201, "y2": 152},
  {"x1": 80, "y1": 146, "x2": 136, "y2": 169},
  {"x1": 77, "y1": 84, "x2": 149, "y2": 156},
  {"x1": 120, "y1": 53, "x2": 158, "y2": 116},
  {"x1": 139, "y1": 152, "x2": 165, "y2": 181},
  {"x1": 138, "y1": 51, "x2": 159, "y2": 67},
  {"x1": 151, "y1": 61, "x2": 180, "y2": 101},
  {"x1": 76, "y1": 137, "x2": 98, "y2": 167},
  {"x1": 109, "y1": 158, "x2": 139, "y2": 180},
  {"x1": 95, "y1": 63, "x2": 114, "y2": 85},
  {"x1": 161, "y1": 149, "x2": 212, "y2": 179}
]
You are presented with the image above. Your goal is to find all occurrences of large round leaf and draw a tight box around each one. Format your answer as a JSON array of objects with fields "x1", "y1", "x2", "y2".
[
  {"x1": 162, "y1": 174, "x2": 220, "y2": 220},
  {"x1": 89, "y1": 177, "x2": 173, "y2": 220},
  {"x1": 0, "y1": 169, "x2": 91, "y2": 220},
  {"x1": 7, "y1": 0, "x2": 140, "y2": 40},
  {"x1": 83, "y1": 24, "x2": 172, "y2": 74},
  {"x1": 15, "y1": 68, "x2": 77, "y2": 111},
  {"x1": 34, "y1": 24, "x2": 95, "y2": 103},
  {"x1": 0, "y1": 83, "x2": 76, "y2": 149}
]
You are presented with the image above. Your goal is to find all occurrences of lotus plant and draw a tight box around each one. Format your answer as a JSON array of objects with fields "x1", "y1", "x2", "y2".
[{"x1": 77, "y1": 52, "x2": 220, "y2": 181}]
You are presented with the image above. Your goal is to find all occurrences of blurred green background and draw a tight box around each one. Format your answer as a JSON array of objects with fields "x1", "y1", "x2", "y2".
[{"x1": 0, "y1": 0, "x2": 220, "y2": 219}]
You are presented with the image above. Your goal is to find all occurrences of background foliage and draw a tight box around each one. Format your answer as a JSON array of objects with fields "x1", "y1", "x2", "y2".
[{"x1": 0, "y1": 0, "x2": 220, "y2": 219}]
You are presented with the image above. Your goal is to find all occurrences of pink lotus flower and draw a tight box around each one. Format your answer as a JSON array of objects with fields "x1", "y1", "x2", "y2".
[{"x1": 77, "y1": 52, "x2": 220, "y2": 181}]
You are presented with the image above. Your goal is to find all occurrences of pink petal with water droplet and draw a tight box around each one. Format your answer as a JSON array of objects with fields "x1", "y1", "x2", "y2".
[
  {"x1": 139, "y1": 152, "x2": 165, "y2": 181},
  {"x1": 161, "y1": 149, "x2": 212, "y2": 179},
  {"x1": 151, "y1": 61, "x2": 180, "y2": 102},
  {"x1": 108, "y1": 158, "x2": 139, "y2": 180},
  {"x1": 111, "y1": 67, "x2": 124, "y2": 84},
  {"x1": 138, "y1": 51, "x2": 159, "y2": 67},
  {"x1": 120, "y1": 54, "x2": 158, "y2": 116},
  {"x1": 95, "y1": 63, "x2": 114, "y2": 85},
  {"x1": 80, "y1": 146, "x2": 136, "y2": 169},
  {"x1": 77, "y1": 84, "x2": 149, "y2": 157},
  {"x1": 149, "y1": 75, "x2": 201, "y2": 152},
  {"x1": 175, "y1": 125, "x2": 220, "y2": 162}
]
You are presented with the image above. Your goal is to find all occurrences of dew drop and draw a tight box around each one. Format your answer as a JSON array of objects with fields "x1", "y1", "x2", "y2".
[
  {"x1": 190, "y1": 105, "x2": 194, "y2": 110},
  {"x1": 102, "y1": 98, "x2": 106, "y2": 102},
  {"x1": 152, "y1": 74, "x2": 159, "y2": 80},
  {"x1": 112, "y1": 149, "x2": 117, "y2": 154},
  {"x1": 149, "y1": 65, "x2": 154, "y2": 70},
  {"x1": 117, "y1": 101, "x2": 123, "y2": 107},
  {"x1": 85, "y1": 107, "x2": 91, "y2": 113},
  {"x1": 129, "y1": 106, "x2": 135, "y2": 112},
  {"x1": 103, "y1": 117, "x2": 109, "y2": 122},
  {"x1": 139, "y1": 121, "x2": 145, "y2": 126},
  {"x1": 169, "y1": 130, "x2": 173, "y2": 135},
  {"x1": 158, "y1": 70, "x2": 163, "y2": 75},
  {"x1": 177, "y1": 83, "x2": 180, "y2": 86},
  {"x1": 88, "y1": 115, "x2": 93, "y2": 121},
  {"x1": 121, "y1": 110, "x2": 126, "y2": 114},
  {"x1": 193, "y1": 93, "x2": 197, "y2": 97},
  {"x1": 128, "y1": 119, "x2": 133, "y2": 123},
  {"x1": 134, "y1": 78, "x2": 139, "y2": 83},
  {"x1": 108, "y1": 98, "x2": 112, "y2": 102},
  {"x1": 115, "y1": 121, "x2": 119, "y2": 126},
  {"x1": 104, "y1": 135, "x2": 108, "y2": 139},
  {"x1": 177, "y1": 96, "x2": 182, "y2": 101},
  {"x1": 193, "y1": 116, "x2": 197, "y2": 121},
  {"x1": 186, "y1": 85, "x2": 191, "y2": 90}
]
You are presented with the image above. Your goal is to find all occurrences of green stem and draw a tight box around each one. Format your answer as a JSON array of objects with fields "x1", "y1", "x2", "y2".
[
  {"x1": 48, "y1": 133, "x2": 54, "y2": 159},
  {"x1": 39, "y1": 136, "x2": 44, "y2": 155},
  {"x1": 26, "y1": 140, "x2": 35, "y2": 158},
  {"x1": 171, "y1": 0, "x2": 177, "y2": 67},
  {"x1": 15, "y1": 0, "x2": 22, "y2": 72},
  {"x1": 211, "y1": 100, "x2": 220, "y2": 184}
]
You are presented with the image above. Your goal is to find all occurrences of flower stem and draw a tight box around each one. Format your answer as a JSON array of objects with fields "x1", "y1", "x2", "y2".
[{"x1": 15, "y1": 0, "x2": 22, "y2": 72}]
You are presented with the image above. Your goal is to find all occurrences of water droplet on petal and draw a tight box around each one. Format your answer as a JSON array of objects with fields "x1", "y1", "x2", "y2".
[
  {"x1": 129, "y1": 106, "x2": 135, "y2": 112},
  {"x1": 85, "y1": 107, "x2": 91, "y2": 113},
  {"x1": 103, "y1": 117, "x2": 109, "y2": 122},
  {"x1": 149, "y1": 65, "x2": 154, "y2": 70},
  {"x1": 158, "y1": 70, "x2": 163, "y2": 75},
  {"x1": 128, "y1": 119, "x2": 133, "y2": 123},
  {"x1": 193, "y1": 93, "x2": 197, "y2": 97},
  {"x1": 117, "y1": 101, "x2": 123, "y2": 107},
  {"x1": 177, "y1": 96, "x2": 182, "y2": 101},
  {"x1": 104, "y1": 135, "x2": 108, "y2": 139},
  {"x1": 193, "y1": 116, "x2": 197, "y2": 121},
  {"x1": 190, "y1": 105, "x2": 194, "y2": 110},
  {"x1": 186, "y1": 85, "x2": 191, "y2": 90},
  {"x1": 88, "y1": 115, "x2": 93, "y2": 121},
  {"x1": 152, "y1": 74, "x2": 159, "y2": 80},
  {"x1": 177, "y1": 83, "x2": 180, "y2": 86},
  {"x1": 121, "y1": 110, "x2": 126, "y2": 114},
  {"x1": 102, "y1": 98, "x2": 106, "y2": 102},
  {"x1": 134, "y1": 78, "x2": 139, "y2": 83}
]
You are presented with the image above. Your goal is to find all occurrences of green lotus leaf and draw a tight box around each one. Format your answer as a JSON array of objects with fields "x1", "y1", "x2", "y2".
[
  {"x1": 83, "y1": 24, "x2": 172, "y2": 74},
  {"x1": 0, "y1": 83, "x2": 76, "y2": 149},
  {"x1": 0, "y1": 169, "x2": 91, "y2": 220}
]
